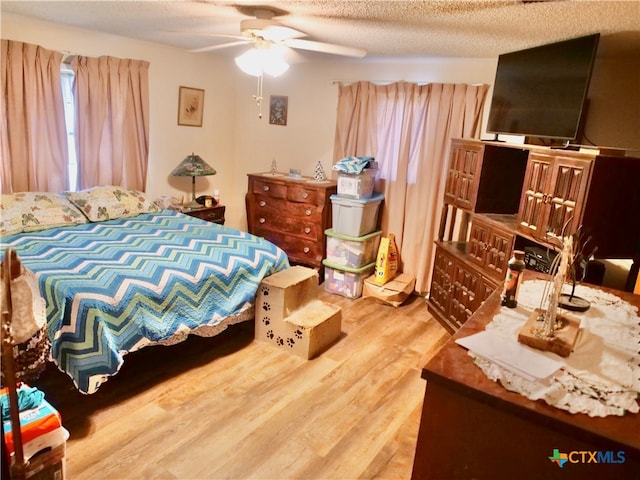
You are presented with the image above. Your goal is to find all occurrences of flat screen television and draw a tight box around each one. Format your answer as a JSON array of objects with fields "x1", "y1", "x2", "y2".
[{"x1": 487, "y1": 33, "x2": 600, "y2": 142}]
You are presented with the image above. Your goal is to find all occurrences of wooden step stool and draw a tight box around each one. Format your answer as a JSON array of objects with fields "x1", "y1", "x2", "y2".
[{"x1": 256, "y1": 266, "x2": 342, "y2": 359}]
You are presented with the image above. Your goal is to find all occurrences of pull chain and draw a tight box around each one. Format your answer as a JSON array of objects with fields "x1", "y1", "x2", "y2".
[{"x1": 253, "y1": 74, "x2": 264, "y2": 119}]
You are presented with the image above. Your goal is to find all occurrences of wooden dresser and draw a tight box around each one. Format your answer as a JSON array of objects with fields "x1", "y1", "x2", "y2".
[
  {"x1": 246, "y1": 173, "x2": 337, "y2": 271},
  {"x1": 412, "y1": 271, "x2": 640, "y2": 479}
]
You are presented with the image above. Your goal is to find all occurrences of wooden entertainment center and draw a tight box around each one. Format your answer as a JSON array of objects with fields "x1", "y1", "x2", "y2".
[{"x1": 428, "y1": 138, "x2": 640, "y2": 334}]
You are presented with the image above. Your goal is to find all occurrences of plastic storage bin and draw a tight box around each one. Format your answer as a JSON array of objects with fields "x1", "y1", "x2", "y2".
[
  {"x1": 337, "y1": 167, "x2": 378, "y2": 199},
  {"x1": 331, "y1": 193, "x2": 384, "y2": 237},
  {"x1": 322, "y1": 260, "x2": 375, "y2": 299},
  {"x1": 1, "y1": 386, "x2": 68, "y2": 480},
  {"x1": 325, "y1": 229, "x2": 382, "y2": 268}
]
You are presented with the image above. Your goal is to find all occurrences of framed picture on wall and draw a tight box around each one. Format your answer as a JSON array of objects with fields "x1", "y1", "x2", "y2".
[
  {"x1": 269, "y1": 95, "x2": 288, "y2": 126},
  {"x1": 178, "y1": 86, "x2": 205, "y2": 127}
]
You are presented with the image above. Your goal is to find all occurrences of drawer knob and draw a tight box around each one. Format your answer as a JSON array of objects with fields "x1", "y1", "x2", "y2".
[
  {"x1": 259, "y1": 217, "x2": 266, "y2": 224},
  {"x1": 303, "y1": 192, "x2": 309, "y2": 199},
  {"x1": 259, "y1": 200, "x2": 266, "y2": 207},
  {"x1": 304, "y1": 227, "x2": 311, "y2": 234},
  {"x1": 303, "y1": 247, "x2": 310, "y2": 253},
  {"x1": 263, "y1": 185, "x2": 270, "y2": 192},
  {"x1": 305, "y1": 209, "x2": 312, "y2": 216}
]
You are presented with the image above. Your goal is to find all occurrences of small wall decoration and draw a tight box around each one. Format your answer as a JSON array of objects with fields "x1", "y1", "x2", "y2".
[
  {"x1": 269, "y1": 95, "x2": 288, "y2": 126},
  {"x1": 178, "y1": 86, "x2": 205, "y2": 127}
]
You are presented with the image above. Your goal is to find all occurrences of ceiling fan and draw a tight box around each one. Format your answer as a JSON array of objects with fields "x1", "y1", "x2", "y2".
[{"x1": 186, "y1": 8, "x2": 367, "y2": 59}]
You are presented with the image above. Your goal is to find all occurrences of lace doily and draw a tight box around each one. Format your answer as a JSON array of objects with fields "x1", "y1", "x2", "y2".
[{"x1": 469, "y1": 280, "x2": 640, "y2": 417}]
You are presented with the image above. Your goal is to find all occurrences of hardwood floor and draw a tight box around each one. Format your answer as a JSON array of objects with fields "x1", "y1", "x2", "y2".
[{"x1": 34, "y1": 288, "x2": 449, "y2": 479}]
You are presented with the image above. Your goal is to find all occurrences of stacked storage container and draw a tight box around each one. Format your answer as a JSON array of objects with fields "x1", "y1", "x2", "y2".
[{"x1": 323, "y1": 163, "x2": 384, "y2": 298}]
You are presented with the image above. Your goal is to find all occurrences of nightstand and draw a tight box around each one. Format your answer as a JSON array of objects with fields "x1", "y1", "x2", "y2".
[{"x1": 181, "y1": 205, "x2": 225, "y2": 225}]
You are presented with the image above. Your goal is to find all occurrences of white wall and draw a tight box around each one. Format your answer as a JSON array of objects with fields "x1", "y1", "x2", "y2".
[
  {"x1": 230, "y1": 57, "x2": 502, "y2": 228},
  {"x1": 0, "y1": 13, "x2": 503, "y2": 229}
]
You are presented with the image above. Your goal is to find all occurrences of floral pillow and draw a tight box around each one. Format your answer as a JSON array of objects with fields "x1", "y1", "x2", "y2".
[
  {"x1": 0, "y1": 192, "x2": 88, "y2": 237},
  {"x1": 65, "y1": 185, "x2": 159, "y2": 222}
]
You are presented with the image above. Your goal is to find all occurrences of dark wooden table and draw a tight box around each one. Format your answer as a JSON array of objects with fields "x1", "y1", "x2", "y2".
[
  {"x1": 411, "y1": 271, "x2": 640, "y2": 480},
  {"x1": 181, "y1": 205, "x2": 225, "y2": 225}
]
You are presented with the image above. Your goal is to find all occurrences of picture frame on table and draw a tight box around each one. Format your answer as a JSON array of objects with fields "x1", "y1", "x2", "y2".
[
  {"x1": 178, "y1": 86, "x2": 205, "y2": 127},
  {"x1": 269, "y1": 95, "x2": 288, "y2": 126}
]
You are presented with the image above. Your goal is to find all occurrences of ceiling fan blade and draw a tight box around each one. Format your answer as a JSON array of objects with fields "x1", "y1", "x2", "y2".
[
  {"x1": 165, "y1": 30, "x2": 248, "y2": 41},
  {"x1": 283, "y1": 39, "x2": 366, "y2": 58},
  {"x1": 189, "y1": 40, "x2": 252, "y2": 53},
  {"x1": 240, "y1": 19, "x2": 306, "y2": 42}
]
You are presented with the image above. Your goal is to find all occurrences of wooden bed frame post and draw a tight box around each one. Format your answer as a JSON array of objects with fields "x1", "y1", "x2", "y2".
[{"x1": 1, "y1": 248, "x2": 27, "y2": 480}]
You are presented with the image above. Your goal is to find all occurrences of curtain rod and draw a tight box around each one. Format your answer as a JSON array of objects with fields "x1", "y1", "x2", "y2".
[
  {"x1": 332, "y1": 80, "x2": 398, "y2": 85},
  {"x1": 61, "y1": 50, "x2": 78, "y2": 65},
  {"x1": 332, "y1": 80, "x2": 438, "y2": 86},
  {"x1": 332, "y1": 80, "x2": 488, "y2": 86}
]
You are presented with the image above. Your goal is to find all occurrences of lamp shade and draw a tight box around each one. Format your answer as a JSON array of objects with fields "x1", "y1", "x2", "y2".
[
  {"x1": 171, "y1": 153, "x2": 216, "y2": 177},
  {"x1": 171, "y1": 153, "x2": 216, "y2": 209}
]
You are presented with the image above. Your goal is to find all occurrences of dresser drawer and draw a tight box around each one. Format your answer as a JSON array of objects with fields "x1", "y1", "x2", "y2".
[
  {"x1": 253, "y1": 195, "x2": 323, "y2": 220},
  {"x1": 254, "y1": 216, "x2": 322, "y2": 239},
  {"x1": 255, "y1": 227, "x2": 323, "y2": 262},
  {"x1": 287, "y1": 184, "x2": 318, "y2": 204},
  {"x1": 252, "y1": 179, "x2": 287, "y2": 198},
  {"x1": 286, "y1": 239, "x2": 323, "y2": 264}
]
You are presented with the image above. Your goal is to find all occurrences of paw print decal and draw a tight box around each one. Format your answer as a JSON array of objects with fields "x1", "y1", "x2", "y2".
[
  {"x1": 276, "y1": 336, "x2": 284, "y2": 346},
  {"x1": 262, "y1": 316, "x2": 270, "y2": 326},
  {"x1": 262, "y1": 302, "x2": 271, "y2": 312},
  {"x1": 286, "y1": 338, "x2": 296, "y2": 348},
  {"x1": 261, "y1": 286, "x2": 270, "y2": 296},
  {"x1": 266, "y1": 330, "x2": 274, "y2": 339},
  {"x1": 294, "y1": 329, "x2": 303, "y2": 339}
]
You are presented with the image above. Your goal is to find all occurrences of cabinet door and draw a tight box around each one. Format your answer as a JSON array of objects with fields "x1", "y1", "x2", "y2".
[
  {"x1": 518, "y1": 153, "x2": 553, "y2": 238},
  {"x1": 428, "y1": 248, "x2": 455, "y2": 322},
  {"x1": 469, "y1": 218, "x2": 513, "y2": 281},
  {"x1": 485, "y1": 228, "x2": 512, "y2": 279},
  {"x1": 449, "y1": 262, "x2": 479, "y2": 329},
  {"x1": 518, "y1": 154, "x2": 591, "y2": 243},
  {"x1": 476, "y1": 276, "x2": 499, "y2": 310},
  {"x1": 468, "y1": 221, "x2": 490, "y2": 268},
  {"x1": 444, "y1": 143, "x2": 483, "y2": 210},
  {"x1": 545, "y1": 156, "x2": 591, "y2": 242}
]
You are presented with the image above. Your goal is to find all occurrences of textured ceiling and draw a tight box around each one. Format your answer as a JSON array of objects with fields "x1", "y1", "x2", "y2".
[{"x1": 2, "y1": 0, "x2": 639, "y2": 58}]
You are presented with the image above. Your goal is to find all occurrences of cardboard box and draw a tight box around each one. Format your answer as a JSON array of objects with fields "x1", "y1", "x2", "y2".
[
  {"x1": 256, "y1": 266, "x2": 319, "y2": 323},
  {"x1": 256, "y1": 266, "x2": 342, "y2": 359},
  {"x1": 363, "y1": 273, "x2": 416, "y2": 307},
  {"x1": 276, "y1": 300, "x2": 342, "y2": 359},
  {"x1": 23, "y1": 442, "x2": 66, "y2": 480}
]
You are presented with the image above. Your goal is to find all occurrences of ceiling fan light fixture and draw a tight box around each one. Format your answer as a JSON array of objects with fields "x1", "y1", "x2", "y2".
[{"x1": 234, "y1": 43, "x2": 289, "y2": 77}]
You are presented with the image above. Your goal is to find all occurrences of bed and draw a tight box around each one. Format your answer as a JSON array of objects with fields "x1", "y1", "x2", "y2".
[{"x1": 0, "y1": 187, "x2": 289, "y2": 394}]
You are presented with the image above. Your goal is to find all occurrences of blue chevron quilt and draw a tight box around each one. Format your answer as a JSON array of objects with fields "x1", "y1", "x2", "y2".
[{"x1": 2, "y1": 210, "x2": 289, "y2": 394}]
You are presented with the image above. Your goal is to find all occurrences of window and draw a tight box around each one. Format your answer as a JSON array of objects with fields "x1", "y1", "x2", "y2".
[{"x1": 60, "y1": 66, "x2": 78, "y2": 191}]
